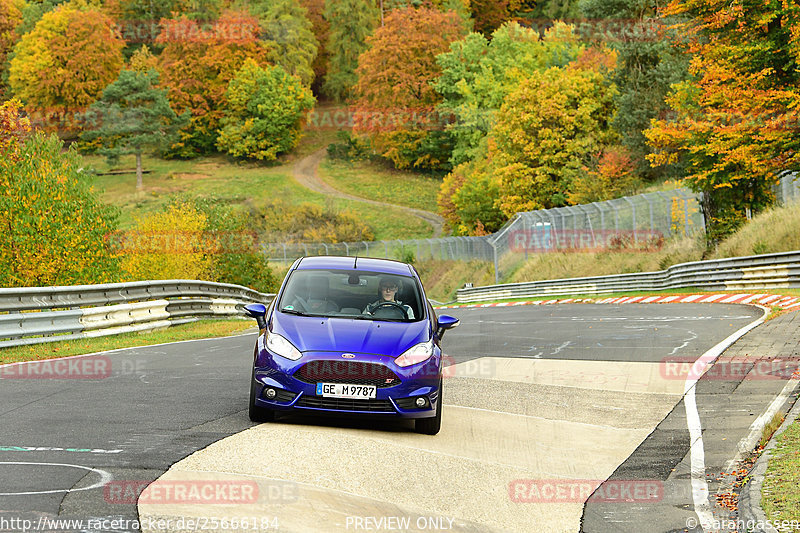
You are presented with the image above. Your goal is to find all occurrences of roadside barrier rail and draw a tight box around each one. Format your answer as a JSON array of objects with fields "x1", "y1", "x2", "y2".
[
  {"x1": 0, "y1": 281, "x2": 274, "y2": 349},
  {"x1": 456, "y1": 250, "x2": 800, "y2": 303}
]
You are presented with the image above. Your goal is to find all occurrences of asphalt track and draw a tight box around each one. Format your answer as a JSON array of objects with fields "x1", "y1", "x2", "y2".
[{"x1": 0, "y1": 303, "x2": 784, "y2": 532}]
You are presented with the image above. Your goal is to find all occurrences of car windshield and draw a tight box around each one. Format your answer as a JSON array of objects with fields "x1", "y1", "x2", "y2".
[{"x1": 277, "y1": 269, "x2": 423, "y2": 321}]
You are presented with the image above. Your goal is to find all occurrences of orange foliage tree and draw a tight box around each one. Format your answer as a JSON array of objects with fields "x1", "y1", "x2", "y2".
[
  {"x1": 8, "y1": 2, "x2": 124, "y2": 134},
  {"x1": 645, "y1": 0, "x2": 800, "y2": 242},
  {"x1": 353, "y1": 6, "x2": 467, "y2": 171},
  {"x1": 157, "y1": 11, "x2": 271, "y2": 157}
]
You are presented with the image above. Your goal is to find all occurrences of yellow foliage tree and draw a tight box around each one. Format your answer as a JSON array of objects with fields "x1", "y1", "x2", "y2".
[
  {"x1": 8, "y1": 1, "x2": 124, "y2": 133},
  {"x1": 121, "y1": 203, "x2": 214, "y2": 282}
]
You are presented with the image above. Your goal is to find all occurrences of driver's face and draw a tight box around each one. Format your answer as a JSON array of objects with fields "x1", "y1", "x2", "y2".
[{"x1": 380, "y1": 285, "x2": 398, "y2": 301}]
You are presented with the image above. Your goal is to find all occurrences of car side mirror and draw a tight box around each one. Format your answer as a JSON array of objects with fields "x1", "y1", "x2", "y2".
[
  {"x1": 436, "y1": 315, "x2": 459, "y2": 339},
  {"x1": 244, "y1": 303, "x2": 267, "y2": 331}
]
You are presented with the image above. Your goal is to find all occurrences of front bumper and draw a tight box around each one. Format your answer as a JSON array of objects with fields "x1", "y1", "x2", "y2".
[{"x1": 252, "y1": 350, "x2": 441, "y2": 419}]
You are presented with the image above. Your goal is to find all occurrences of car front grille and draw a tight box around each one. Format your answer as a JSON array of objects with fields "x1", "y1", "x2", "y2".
[
  {"x1": 294, "y1": 361, "x2": 400, "y2": 388},
  {"x1": 296, "y1": 396, "x2": 395, "y2": 412}
]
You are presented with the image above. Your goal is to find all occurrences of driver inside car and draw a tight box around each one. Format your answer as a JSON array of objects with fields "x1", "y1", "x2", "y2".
[{"x1": 363, "y1": 277, "x2": 415, "y2": 319}]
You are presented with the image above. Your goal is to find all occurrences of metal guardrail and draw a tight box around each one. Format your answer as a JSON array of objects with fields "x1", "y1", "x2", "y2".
[
  {"x1": 0, "y1": 281, "x2": 274, "y2": 349},
  {"x1": 456, "y1": 250, "x2": 800, "y2": 303}
]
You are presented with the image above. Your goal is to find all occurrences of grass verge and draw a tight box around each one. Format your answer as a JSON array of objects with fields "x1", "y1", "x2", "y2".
[
  {"x1": 318, "y1": 158, "x2": 442, "y2": 213},
  {"x1": 83, "y1": 152, "x2": 432, "y2": 240},
  {"x1": 762, "y1": 418, "x2": 800, "y2": 522},
  {"x1": 0, "y1": 319, "x2": 256, "y2": 364}
]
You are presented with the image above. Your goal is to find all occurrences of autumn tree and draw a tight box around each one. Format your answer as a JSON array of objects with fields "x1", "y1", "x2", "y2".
[
  {"x1": 645, "y1": 0, "x2": 800, "y2": 243},
  {"x1": 492, "y1": 64, "x2": 618, "y2": 215},
  {"x1": 15, "y1": 0, "x2": 67, "y2": 36},
  {"x1": 121, "y1": 203, "x2": 213, "y2": 282},
  {"x1": 579, "y1": 0, "x2": 689, "y2": 182},
  {"x1": 1, "y1": 101, "x2": 120, "y2": 286},
  {"x1": 81, "y1": 69, "x2": 187, "y2": 190},
  {"x1": 157, "y1": 12, "x2": 271, "y2": 157},
  {"x1": 243, "y1": 0, "x2": 318, "y2": 87},
  {"x1": 217, "y1": 58, "x2": 315, "y2": 161},
  {"x1": 104, "y1": 0, "x2": 177, "y2": 47},
  {"x1": 438, "y1": 156, "x2": 505, "y2": 235},
  {"x1": 0, "y1": 0, "x2": 23, "y2": 97},
  {"x1": 435, "y1": 21, "x2": 583, "y2": 166},
  {"x1": 9, "y1": 2, "x2": 124, "y2": 134},
  {"x1": 568, "y1": 145, "x2": 640, "y2": 204},
  {"x1": 353, "y1": 6, "x2": 467, "y2": 171},
  {"x1": 322, "y1": 0, "x2": 380, "y2": 102}
]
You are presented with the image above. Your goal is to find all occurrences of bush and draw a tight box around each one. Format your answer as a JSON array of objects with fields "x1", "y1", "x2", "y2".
[
  {"x1": 217, "y1": 59, "x2": 315, "y2": 161},
  {"x1": 120, "y1": 203, "x2": 213, "y2": 282},
  {"x1": 0, "y1": 129, "x2": 120, "y2": 286}
]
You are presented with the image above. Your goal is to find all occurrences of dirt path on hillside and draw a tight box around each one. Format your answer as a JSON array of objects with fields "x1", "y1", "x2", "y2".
[{"x1": 292, "y1": 149, "x2": 445, "y2": 238}]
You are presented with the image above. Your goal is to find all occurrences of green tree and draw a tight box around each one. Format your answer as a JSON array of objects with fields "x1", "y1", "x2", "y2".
[
  {"x1": 217, "y1": 58, "x2": 316, "y2": 161},
  {"x1": 435, "y1": 21, "x2": 583, "y2": 166},
  {"x1": 81, "y1": 69, "x2": 188, "y2": 190},
  {"x1": 192, "y1": 198, "x2": 278, "y2": 293},
  {"x1": 238, "y1": 0, "x2": 318, "y2": 87},
  {"x1": 492, "y1": 64, "x2": 618, "y2": 215},
  {"x1": 438, "y1": 156, "x2": 505, "y2": 235},
  {"x1": 580, "y1": 0, "x2": 689, "y2": 182},
  {"x1": 323, "y1": 0, "x2": 380, "y2": 102},
  {"x1": 9, "y1": 2, "x2": 124, "y2": 134},
  {"x1": 0, "y1": 122, "x2": 120, "y2": 286}
]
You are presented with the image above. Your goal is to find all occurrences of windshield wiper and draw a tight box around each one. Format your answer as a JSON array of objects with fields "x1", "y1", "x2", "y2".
[{"x1": 280, "y1": 308, "x2": 308, "y2": 316}]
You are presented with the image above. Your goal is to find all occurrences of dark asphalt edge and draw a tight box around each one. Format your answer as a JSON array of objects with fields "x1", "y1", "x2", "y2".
[
  {"x1": 578, "y1": 305, "x2": 770, "y2": 533},
  {"x1": 739, "y1": 380, "x2": 800, "y2": 533}
]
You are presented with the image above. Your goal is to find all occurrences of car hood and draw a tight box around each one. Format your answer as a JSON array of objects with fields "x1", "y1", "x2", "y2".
[{"x1": 271, "y1": 313, "x2": 430, "y2": 357}]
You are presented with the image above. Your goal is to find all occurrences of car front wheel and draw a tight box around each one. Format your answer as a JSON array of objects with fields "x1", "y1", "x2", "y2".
[{"x1": 415, "y1": 379, "x2": 442, "y2": 435}]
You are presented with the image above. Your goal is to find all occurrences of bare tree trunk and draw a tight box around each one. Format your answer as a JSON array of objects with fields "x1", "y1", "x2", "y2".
[{"x1": 136, "y1": 152, "x2": 143, "y2": 191}]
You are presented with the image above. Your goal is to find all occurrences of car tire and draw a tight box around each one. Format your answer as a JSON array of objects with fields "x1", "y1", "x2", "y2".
[
  {"x1": 415, "y1": 379, "x2": 442, "y2": 435},
  {"x1": 249, "y1": 369, "x2": 276, "y2": 423}
]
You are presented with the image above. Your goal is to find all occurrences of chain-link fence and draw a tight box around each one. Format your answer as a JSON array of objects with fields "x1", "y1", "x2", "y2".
[
  {"x1": 777, "y1": 171, "x2": 800, "y2": 204},
  {"x1": 261, "y1": 237, "x2": 495, "y2": 264},
  {"x1": 262, "y1": 188, "x2": 704, "y2": 275},
  {"x1": 259, "y1": 174, "x2": 800, "y2": 281}
]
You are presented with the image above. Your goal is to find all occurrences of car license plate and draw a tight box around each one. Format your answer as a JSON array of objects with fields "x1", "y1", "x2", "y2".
[{"x1": 316, "y1": 382, "x2": 377, "y2": 399}]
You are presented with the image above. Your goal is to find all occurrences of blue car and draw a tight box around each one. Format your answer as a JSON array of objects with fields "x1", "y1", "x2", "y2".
[{"x1": 244, "y1": 256, "x2": 460, "y2": 435}]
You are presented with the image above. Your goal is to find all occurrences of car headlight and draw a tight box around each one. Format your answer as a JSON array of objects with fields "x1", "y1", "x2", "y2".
[
  {"x1": 266, "y1": 332, "x2": 302, "y2": 361},
  {"x1": 395, "y1": 339, "x2": 434, "y2": 367}
]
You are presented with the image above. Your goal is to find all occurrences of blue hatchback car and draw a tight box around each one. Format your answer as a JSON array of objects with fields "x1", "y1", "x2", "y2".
[{"x1": 244, "y1": 256, "x2": 460, "y2": 434}]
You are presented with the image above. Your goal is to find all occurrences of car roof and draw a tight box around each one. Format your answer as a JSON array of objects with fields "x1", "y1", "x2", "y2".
[{"x1": 295, "y1": 256, "x2": 414, "y2": 276}]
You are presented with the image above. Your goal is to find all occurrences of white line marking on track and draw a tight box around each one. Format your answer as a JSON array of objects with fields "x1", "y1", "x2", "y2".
[
  {"x1": 0, "y1": 462, "x2": 113, "y2": 496},
  {"x1": 683, "y1": 307, "x2": 768, "y2": 532},
  {"x1": 723, "y1": 377, "x2": 800, "y2": 473}
]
